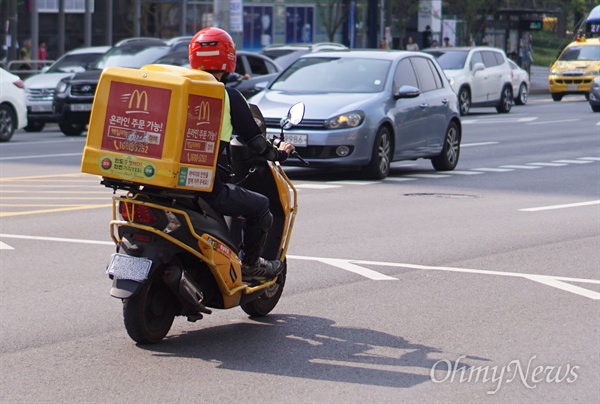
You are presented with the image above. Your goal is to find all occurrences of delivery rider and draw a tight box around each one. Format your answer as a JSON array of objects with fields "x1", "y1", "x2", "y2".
[{"x1": 188, "y1": 27, "x2": 295, "y2": 280}]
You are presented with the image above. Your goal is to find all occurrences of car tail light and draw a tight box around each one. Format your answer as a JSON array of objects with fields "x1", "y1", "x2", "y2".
[
  {"x1": 119, "y1": 201, "x2": 159, "y2": 224},
  {"x1": 13, "y1": 80, "x2": 24, "y2": 89}
]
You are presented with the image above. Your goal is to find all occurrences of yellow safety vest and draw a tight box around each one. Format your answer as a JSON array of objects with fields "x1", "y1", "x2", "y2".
[{"x1": 220, "y1": 90, "x2": 233, "y2": 142}]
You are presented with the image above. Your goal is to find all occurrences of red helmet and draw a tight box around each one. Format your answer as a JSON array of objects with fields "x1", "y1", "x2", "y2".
[{"x1": 189, "y1": 27, "x2": 236, "y2": 74}]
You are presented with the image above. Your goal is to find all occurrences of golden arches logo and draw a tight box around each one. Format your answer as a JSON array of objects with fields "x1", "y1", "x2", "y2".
[
  {"x1": 196, "y1": 101, "x2": 210, "y2": 125},
  {"x1": 127, "y1": 90, "x2": 149, "y2": 113}
]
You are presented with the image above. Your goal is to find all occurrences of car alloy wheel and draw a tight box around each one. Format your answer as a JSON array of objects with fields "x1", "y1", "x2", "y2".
[
  {"x1": 431, "y1": 121, "x2": 460, "y2": 171},
  {"x1": 458, "y1": 88, "x2": 470, "y2": 116},
  {"x1": 363, "y1": 126, "x2": 392, "y2": 179},
  {"x1": 0, "y1": 104, "x2": 16, "y2": 142},
  {"x1": 496, "y1": 86, "x2": 512, "y2": 113},
  {"x1": 515, "y1": 83, "x2": 528, "y2": 105}
]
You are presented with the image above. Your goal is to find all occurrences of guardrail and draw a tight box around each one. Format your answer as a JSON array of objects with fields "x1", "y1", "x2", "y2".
[{"x1": 5, "y1": 59, "x2": 56, "y2": 78}]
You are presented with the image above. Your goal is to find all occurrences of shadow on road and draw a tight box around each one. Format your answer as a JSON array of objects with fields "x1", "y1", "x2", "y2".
[{"x1": 140, "y1": 314, "x2": 488, "y2": 388}]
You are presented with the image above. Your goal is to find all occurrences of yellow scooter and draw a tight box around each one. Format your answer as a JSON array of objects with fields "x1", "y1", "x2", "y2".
[{"x1": 104, "y1": 103, "x2": 305, "y2": 344}]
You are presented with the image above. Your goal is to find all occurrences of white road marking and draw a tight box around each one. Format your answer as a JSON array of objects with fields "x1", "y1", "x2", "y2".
[
  {"x1": 527, "y1": 119, "x2": 579, "y2": 125},
  {"x1": 553, "y1": 159, "x2": 593, "y2": 164},
  {"x1": 461, "y1": 142, "x2": 499, "y2": 147},
  {"x1": 519, "y1": 200, "x2": 600, "y2": 212},
  {"x1": 472, "y1": 167, "x2": 514, "y2": 172},
  {"x1": 444, "y1": 171, "x2": 484, "y2": 175},
  {"x1": 0, "y1": 233, "x2": 596, "y2": 299},
  {"x1": 384, "y1": 177, "x2": 417, "y2": 182},
  {"x1": 462, "y1": 117, "x2": 537, "y2": 124},
  {"x1": 289, "y1": 255, "x2": 599, "y2": 300},
  {"x1": 0, "y1": 153, "x2": 82, "y2": 161},
  {"x1": 579, "y1": 157, "x2": 600, "y2": 161},
  {"x1": 500, "y1": 165, "x2": 541, "y2": 169},
  {"x1": 529, "y1": 162, "x2": 568, "y2": 167},
  {"x1": 404, "y1": 174, "x2": 451, "y2": 179},
  {"x1": 0, "y1": 241, "x2": 14, "y2": 250},
  {"x1": 0, "y1": 233, "x2": 113, "y2": 245},
  {"x1": 316, "y1": 258, "x2": 397, "y2": 280}
]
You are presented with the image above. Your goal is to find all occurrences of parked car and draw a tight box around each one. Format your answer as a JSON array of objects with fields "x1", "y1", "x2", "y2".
[
  {"x1": 154, "y1": 50, "x2": 282, "y2": 98},
  {"x1": 23, "y1": 46, "x2": 110, "y2": 132},
  {"x1": 508, "y1": 59, "x2": 530, "y2": 105},
  {"x1": 0, "y1": 67, "x2": 27, "y2": 142},
  {"x1": 248, "y1": 50, "x2": 462, "y2": 179},
  {"x1": 260, "y1": 42, "x2": 348, "y2": 69},
  {"x1": 589, "y1": 76, "x2": 600, "y2": 112},
  {"x1": 548, "y1": 37, "x2": 600, "y2": 101},
  {"x1": 423, "y1": 46, "x2": 514, "y2": 115},
  {"x1": 53, "y1": 40, "x2": 178, "y2": 136}
]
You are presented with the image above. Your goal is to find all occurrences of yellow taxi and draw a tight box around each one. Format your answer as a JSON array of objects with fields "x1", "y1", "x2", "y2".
[{"x1": 548, "y1": 37, "x2": 600, "y2": 101}]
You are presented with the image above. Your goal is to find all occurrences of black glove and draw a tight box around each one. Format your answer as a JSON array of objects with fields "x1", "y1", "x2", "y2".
[{"x1": 247, "y1": 135, "x2": 287, "y2": 162}]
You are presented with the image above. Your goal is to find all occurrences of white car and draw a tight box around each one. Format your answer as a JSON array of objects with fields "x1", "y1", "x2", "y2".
[
  {"x1": 23, "y1": 46, "x2": 110, "y2": 132},
  {"x1": 0, "y1": 67, "x2": 27, "y2": 142},
  {"x1": 508, "y1": 59, "x2": 530, "y2": 105},
  {"x1": 424, "y1": 46, "x2": 514, "y2": 115}
]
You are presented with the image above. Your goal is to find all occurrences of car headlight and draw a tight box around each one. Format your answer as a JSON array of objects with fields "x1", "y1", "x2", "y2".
[
  {"x1": 550, "y1": 69, "x2": 561, "y2": 75},
  {"x1": 55, "y1": 81, "x2": 69, "y2": 94},
  {"x1": 324, "y1": 112, "x2": 363, "y2": 129}
]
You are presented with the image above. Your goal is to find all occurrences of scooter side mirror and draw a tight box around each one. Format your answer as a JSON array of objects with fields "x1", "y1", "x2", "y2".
[{"x1": 288, "y1": 102, "x2": 305, "y2": 126}]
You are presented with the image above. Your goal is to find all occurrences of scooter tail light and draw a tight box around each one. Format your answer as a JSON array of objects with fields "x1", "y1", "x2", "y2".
[{"x1": 119, "y1": 201, "x2": 159, "y2": 225}]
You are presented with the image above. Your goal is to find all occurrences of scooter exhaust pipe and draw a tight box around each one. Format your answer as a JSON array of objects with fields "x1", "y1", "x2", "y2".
[{"x1": 162, "y1": 265, "x2": 212, "y2": 315}]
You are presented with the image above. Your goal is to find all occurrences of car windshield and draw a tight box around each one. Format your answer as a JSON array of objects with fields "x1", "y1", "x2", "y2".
[
  {"x1": 270, "y1": 57, "x2": 390, "y2": 93},
  {"x1": 426, "y1": 50, "x2": 468, "y2": 69},
  {"x1": 559, "y1": 45, "x2": 600, "y2": 61},
  {"x1": 92, "y1": 45, "x2": 171, "y2": 70},
  {"x1": 46, "y1": 52, "x2": 104, "y2": 73}
]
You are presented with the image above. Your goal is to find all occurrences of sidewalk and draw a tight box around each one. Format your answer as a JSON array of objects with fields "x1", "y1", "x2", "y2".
[{"x1": 529, "y1": 65, "x2": 550, "y2": 95}]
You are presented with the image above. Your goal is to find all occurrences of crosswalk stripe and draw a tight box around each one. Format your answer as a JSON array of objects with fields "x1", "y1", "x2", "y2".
[
  {"x1": 553, "y1": 160, "x2": 593, "y2": 164},
  {"x1": 529, "y1": 162, "x2": 568, "y2": 167}
]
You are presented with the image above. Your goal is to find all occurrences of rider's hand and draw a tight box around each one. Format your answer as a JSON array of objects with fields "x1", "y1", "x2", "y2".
[{"x1": 278, "y1": 141, "x2": 295, "y2": 156}]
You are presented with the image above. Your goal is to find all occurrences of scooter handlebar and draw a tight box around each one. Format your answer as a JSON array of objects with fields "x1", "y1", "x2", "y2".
[{"x1": 272, "y1": 138, "x2": 309, "y2": 166}]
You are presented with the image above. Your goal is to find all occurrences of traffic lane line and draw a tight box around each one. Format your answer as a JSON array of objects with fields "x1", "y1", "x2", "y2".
[
  {"x1": 1, "y1": 234, "x2": 597, "y2": 299},
  {"x1": 519, "y1": 200, "x2": 600, "y2": 212}
]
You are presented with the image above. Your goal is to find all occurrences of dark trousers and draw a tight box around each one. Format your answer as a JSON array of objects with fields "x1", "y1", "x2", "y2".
[{"x1": 203, "y1": 182, "x2": 270, "y2": 264}]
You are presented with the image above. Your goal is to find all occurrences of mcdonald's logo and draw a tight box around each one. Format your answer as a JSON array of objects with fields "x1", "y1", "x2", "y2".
[
  {"x1": 127, "y1": 90, "x2": 149, "y2": 113},
  {"x1": 196, "y1": 101, "x2": 210, "y2": 125}
]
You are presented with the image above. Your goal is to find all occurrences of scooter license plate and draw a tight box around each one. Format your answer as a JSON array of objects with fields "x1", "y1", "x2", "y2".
[{"x1": 106, "y1": 253, "x2": 152, "y2": 282}]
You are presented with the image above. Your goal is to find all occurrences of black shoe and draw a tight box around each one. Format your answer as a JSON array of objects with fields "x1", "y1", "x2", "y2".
[{"x1": 242, "y1": 257, "x2": 283, "y2": 280}]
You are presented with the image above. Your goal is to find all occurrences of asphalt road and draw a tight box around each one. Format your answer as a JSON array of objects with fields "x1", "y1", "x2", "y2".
[{"x1": 1, "y1": 95, "x2": 598, "y2": 403}]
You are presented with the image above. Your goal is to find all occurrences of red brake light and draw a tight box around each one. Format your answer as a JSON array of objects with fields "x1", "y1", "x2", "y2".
[
  {"x1": 119, "y1": 201, "x2": 159, "y2": 224},
  {"x1": 13, "y1": 80, "x2": 24, "y2": 89}
]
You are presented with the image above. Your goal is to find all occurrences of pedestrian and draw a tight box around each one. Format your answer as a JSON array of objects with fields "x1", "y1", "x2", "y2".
[
  {"x1": 406, "y1": 36, "x2": 419, "y2": 51},
  {"x1": 38, "y1": 41, "x2": 47, "y2": 61},
  {"x1": 188, "y1": 27, "x2": 295, "y2": 280},
  {"x1": 431, "y1": 39, "x2": 439, "y2": 48},
  {"x1": 443, "y1": 37, "x2": 452, "y2": 47},
  {"x1": 422, "y1": 25, "x2": 432, "y2": 49},
  {"x1": 18, "y1": 38, "x2": 32, "y2": 71}
]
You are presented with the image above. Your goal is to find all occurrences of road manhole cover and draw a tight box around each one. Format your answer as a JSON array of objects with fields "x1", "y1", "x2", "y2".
[{"x1": 403, "y1": 193, "x2": 479, "y2": 199}]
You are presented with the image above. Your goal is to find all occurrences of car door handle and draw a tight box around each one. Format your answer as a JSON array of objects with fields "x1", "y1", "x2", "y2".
[
  {"x1": 420, "y1": 103, "x2": 428, "y2": 109},
  {"x1": 441, "y1": 99, "x2": 449, "y2": 105}
]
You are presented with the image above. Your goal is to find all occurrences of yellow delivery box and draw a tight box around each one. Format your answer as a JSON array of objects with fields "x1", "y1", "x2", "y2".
[{"x1": 81, "y1": 64, "x2": 224, "y2": 192}]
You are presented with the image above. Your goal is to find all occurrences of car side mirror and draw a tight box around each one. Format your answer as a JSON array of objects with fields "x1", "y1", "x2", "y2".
[
  {"x1": 472, "y1": 62, "x2": 485, "y2": 73},
  {"x1": 395, "y1": 85, "x2": 420, "y2": 99},
  {"x1": 254, "y1": 81, "x2": 269, "y2": 91}
]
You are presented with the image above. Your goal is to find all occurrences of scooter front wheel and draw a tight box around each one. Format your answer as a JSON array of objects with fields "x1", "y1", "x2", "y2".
[
  {"x1": 241, "y1": 267, "x2": 286, "y2": 317},
  {"x1": 123, "y1": 273, "x2": 176, "y2": 344}
]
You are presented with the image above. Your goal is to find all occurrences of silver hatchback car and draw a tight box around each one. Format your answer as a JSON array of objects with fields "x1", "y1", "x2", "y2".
[{"x1": 249, "y1": 50, "x2": 462, "y2": 179}]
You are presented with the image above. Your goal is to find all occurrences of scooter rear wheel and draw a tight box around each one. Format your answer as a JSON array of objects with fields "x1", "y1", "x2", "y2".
[
  {"x1": 241, "y1": 267, "x2": 286, "y2": 317},
  {"x1": 123, "y1": 273, "x2": 176, "y2": 344}
]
